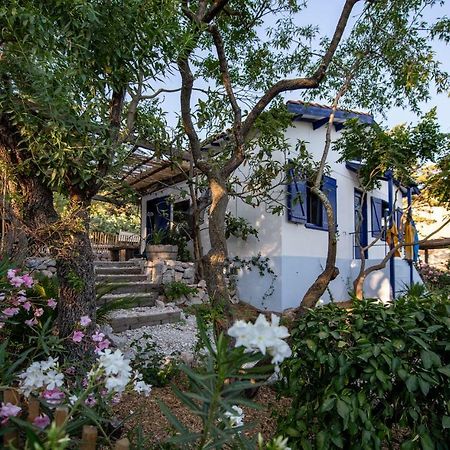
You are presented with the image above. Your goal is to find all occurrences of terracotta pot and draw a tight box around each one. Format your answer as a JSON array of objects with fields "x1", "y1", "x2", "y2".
[{"x1": 146, "y1": 244, "x2": 178, "y2": 261}]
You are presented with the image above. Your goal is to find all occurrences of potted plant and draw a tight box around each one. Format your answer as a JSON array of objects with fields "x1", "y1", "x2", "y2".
[{"x1": 145, "y1": 229, "x2": 178, "y2": 261}]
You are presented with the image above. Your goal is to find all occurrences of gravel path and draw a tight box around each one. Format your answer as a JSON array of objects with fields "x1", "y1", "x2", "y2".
[{"x1": 103, "y1": 313, "x2": 199, "y2": 362}]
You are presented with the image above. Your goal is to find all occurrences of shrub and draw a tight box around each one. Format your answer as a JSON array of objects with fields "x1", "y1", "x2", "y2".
[
  {"x1": 164, "y1": 281, "x2": 198, "y2": 301},
  {"x1": 279, "y1": 296, "x2": 450, "y2": 449},
  {"x1": 416, "y1": 261, "x2": 450, "y2": 295}
]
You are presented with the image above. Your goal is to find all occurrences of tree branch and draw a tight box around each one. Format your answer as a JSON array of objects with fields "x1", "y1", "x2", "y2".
[{"x1": 241, "y1": 0, "x2": 359, "y2": 138}]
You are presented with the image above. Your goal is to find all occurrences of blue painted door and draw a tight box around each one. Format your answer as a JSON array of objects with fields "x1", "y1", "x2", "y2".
[
  {"x1": 146, "y1": 197, "x2": 170, "y2": 237},
  {"x1": 354, "y1": 190, "x2": 368, "y2": 259}
]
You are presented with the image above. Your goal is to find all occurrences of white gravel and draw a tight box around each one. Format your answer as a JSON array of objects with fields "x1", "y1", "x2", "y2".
[{"x1": 102, "y1": 313, "x2": 199, "y2": 362}]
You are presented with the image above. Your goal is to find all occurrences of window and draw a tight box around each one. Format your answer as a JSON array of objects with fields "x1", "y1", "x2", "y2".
[
  {"x1": 371, "y1": 197, "x2": 389, "y2": 239},
  {"x1": 287, "y1": 174, "x2": 337, "y2": 231}
]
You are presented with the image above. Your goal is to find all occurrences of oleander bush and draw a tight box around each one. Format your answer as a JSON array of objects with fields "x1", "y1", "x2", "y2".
[{"x1": 279, "y1": 296, "x2": 450, "y2": 450}]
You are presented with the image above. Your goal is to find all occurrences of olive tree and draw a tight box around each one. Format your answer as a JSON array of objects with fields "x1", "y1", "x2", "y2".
[{"x1": 0, "y1": 0, "x2": 177, "y2": 340}]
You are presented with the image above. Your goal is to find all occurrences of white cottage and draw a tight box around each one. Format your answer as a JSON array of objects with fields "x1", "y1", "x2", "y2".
[{"x1": 133, "y1": 102, "x2": 422, "y2": 312}]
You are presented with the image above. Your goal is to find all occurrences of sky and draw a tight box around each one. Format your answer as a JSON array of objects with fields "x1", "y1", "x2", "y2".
[
  {"x1": 281, "y1": 1, "x2": 450, "y2": 132},
  {"x1": 156, "y1": 1, "x2": 450, "y2": 134}
]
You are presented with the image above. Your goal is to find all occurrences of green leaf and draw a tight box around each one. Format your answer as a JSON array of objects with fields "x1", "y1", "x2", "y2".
[
  {"x1": 442, "y1": 416, "x2": 450, "y2": 429},
  {"x1": 320, "y1": 397, "x2": 335, "y2": 412},
  {"x1": 306, "y1": 339, "x2": 317, "y2": 352},
  {"x1": 337, "y1": 399, "x2": 350, "y2": 424},
  {"x1": 406, "y1": 375, "x2": 418, "y2": 392},
  {"x1": 420, "y1": 432, "x2": 435, "y2": 450}
]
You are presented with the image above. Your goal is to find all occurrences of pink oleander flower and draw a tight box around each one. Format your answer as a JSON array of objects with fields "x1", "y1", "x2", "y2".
[
  {"x1": 0, "y1": 322, "x2": 4, "y2": 330},
  {"x1": 9, "y1": 276, "x2": 25, "y2": 288},
  {"x1": 65, "y1": 366, "x2": 75, "y2": 376},
  {"x1": 21, "y1": 274, "x2": 34, "y2": 288},
  {"x1": 25, "y1": 318, "x2": 38, "y2": 327},
  {"x1": 47, "y1": 298, "x2": 57, "y2": 309},
  {"x1": 85, "y1": 394, "x2": 97, "y2": 407},
  {"x1": 92, "y1": 331, "x2": 105, "y2": 342},
  {"x1": 22, "y1": 301, "x2": 32, "y2": 312},
  {"x1": 34, "y1": 308, "x2": 44, "y2": 318},
  {"x1": 42, "y1": 388, "x2": 65, "y2": 406},
  {"x1": 17, "y1": 295, "x2": 27, "y2": 303},
  {"x1": 2, "y1": 307, "x2": 19, "y2": 317},
  {"x1": 111, "y1": 393, "x2": 122, "y2": 405},
  {"x1": 94, "y1": 338, "x2": 111, "y2": 353},
  {"x1": 7, "y1": 269, "x2": 17, "y2": 279},
  {"x1": 0, "y1": 402, "x2": 22, "y2": 418},
  {"x1": 33, "y1": 414, "x2": 50, "y2": 430},
  {"x1": 79, "y1": 315, "x2": 91, "y2": 327},
  {"x1": 72, "y1": 330, "x2": 84, "y2": 343}
]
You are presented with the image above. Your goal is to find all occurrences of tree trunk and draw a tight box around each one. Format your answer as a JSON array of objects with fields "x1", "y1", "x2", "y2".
[
  {"x1": 298, "y1": 188, "x2": 339, "y2": 315},
  {"x1": 56, "y1": 193, "x2": 96, "y2": 344},
  {"x1": 202, "y1": 175, "x2": 233, "y2": 334},
  {"x1": 353, "y1": 274, "x2": 365, "y2": 300}
]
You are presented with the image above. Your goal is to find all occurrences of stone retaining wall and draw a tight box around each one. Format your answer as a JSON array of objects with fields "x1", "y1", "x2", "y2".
[
  {"x1": 25, "y1": 257, "x2": 57, "y2": 278},
  {"x1": 145, "y1": 260, "x2": 196, "y2": 285}
]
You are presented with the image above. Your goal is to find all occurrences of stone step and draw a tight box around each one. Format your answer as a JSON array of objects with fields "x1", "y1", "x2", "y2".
[
  {"x1": 95, "y1": 266, "x2": 143, "y2": 275},
  {"x1": 97, "y1": 292, "x2": 158, "y2": 308},
  {"x1": 108, "y1": 307, "x2": 181, "y2": 332},
  {"x1": 96, "y1": 274, "x2": 147, "y2": 283},
  {"x1": 94, "y1": 260, "x2": 142, "y2": 268},
  {"x1": 95, "y1": 281, "x2": 160, "y2": 294}
]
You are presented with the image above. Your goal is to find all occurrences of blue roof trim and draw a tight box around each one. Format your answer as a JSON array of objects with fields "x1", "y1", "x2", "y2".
[{"x1": 287, "y1": 102, "x2": 374, "y2": 125}]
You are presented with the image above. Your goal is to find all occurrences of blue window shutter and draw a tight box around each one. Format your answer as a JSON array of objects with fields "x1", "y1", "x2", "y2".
[
  {"x1": 322, "y1": 176, "x2": 337, "y2": 230},
  {"x1": 287, "y1": 175, "x2": 307, "y2": 224},
  {"x1": 371, "y1": 197, "x2": 383, "y2": 237}
]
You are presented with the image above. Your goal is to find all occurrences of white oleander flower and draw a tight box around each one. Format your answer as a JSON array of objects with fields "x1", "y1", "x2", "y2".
[
  {"x1": 18, "y1": 357, "x2": 64, "y2": 397},
  {"x1": 134, "y1": 380, "x2": 152, "y2": 396},
  {"x1": 97, "y1": 349, "x2": 132, "y2": 393},
  {"x1": 228, "y1": 314, "x2": 292, "y2": 366},
  {"x1": 271, "y1": 436, "x2": 291, "y2": 450},
  {"x1": 224, "y1": 405, "x2": 244, "y2": 428}
]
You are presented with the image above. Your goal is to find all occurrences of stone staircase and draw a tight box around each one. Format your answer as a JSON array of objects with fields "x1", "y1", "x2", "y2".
[{"x1": 94, "y1": 260, "x2": 181, "y2": 332}]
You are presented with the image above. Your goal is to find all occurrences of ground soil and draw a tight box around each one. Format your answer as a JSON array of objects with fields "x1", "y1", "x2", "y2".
[{"x1": 114, "y1": 379, "x2": 291, "y2": 447}]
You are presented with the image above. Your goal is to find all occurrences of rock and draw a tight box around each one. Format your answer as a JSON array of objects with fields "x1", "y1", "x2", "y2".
[
  {"x1": 174, "y1": 271, "x2": 183, "y2": 282},
  {"x1": 26, "y1": 259, "x2": 39, "y2": 269},
  {"x1": 187, "y1": 296, "x2": 202, "y2": 306},
  {"x1": 166, "y1": 302, "x2": 175, "y2": 308},
  {"x1": 46, "y1": 259, "x2": 56, "y2": 267},
  {"x1": 180, "y1": 351, "x2": 194, "y2": 366},
  {"x1": 162, "y1": 270, "x2": 174, "y2": 284},
  {"x1": 155, "y1": 299, "x2": 166, "y2": 308},
  {"x1": 183, "y1": 268, "x2": 195, "y2": 280},
  {"x1": 197, "y1": 280, "x2": 206, "y2": 289},
  {"x1": 181, "y1": 262, "x2": 190, "y2": 269},
  {"x1": 40, "y1": 270, "x2": 53, "y2": 278},
  {"x1": 174, "y1": 265, "x2": 184, "y2": 272},
  {"x1": 166, "y1": 260, "x2": 176, "y2": 267},
  {"x1": 48, "y1": 267, "x2": 57, "y2": 273}
]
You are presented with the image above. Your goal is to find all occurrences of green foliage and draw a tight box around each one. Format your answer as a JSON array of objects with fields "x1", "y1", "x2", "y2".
[
  {"x1": 164, "y1": 281, "x2": 198, "y2": 301},
  {"x1": 90, "y1": 202, "x2": 140, "y2": 234},
  {"x1": 129, "y1": 332, "x2": 180, "y2": 387},
  {"x1": 159, "y1": 317, "x2": 269, "y2": 449},
  {"x1": 336, "y1": 110, "x2": 450, "y2": 190},
  {"x1": 279, "y1": 296, "x2": 450, "y2": 449},
  {"x1": 225, "y1": 213, "x2": 259, "y2": 240},
  {"x1": 146, "y1": 229, "x2": 167, "y2": 245}
]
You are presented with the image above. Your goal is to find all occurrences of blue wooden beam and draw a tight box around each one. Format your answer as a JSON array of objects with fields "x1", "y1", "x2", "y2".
[
  {"x1": 287, "y1": 102, "x2": 374, "y2": 125},
  {"x1": 312, "y1": 117, "x2": 329, "y2": 130}
]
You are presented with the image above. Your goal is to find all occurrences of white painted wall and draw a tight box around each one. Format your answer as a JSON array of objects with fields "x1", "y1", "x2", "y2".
[{"x1": 140, "y1": 120, "x2": 421, "y2": 311}]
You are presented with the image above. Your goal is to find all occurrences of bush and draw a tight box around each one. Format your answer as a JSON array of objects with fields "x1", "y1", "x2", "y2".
[
  {"x1": 279, "y1": 296, "x2": 450, "y2": 449},
  {"x1": 164, "y1": 281, "x2": 198, "y2": 301}
]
